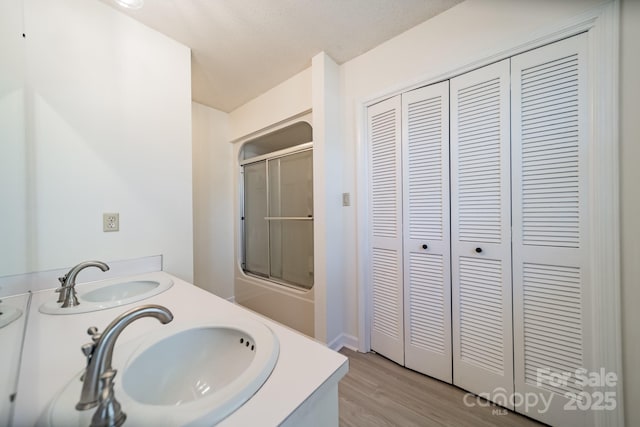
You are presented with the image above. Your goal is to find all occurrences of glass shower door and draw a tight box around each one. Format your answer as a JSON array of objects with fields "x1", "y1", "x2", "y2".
[
  {"x1": 242, "y1": 149, "x2": 314, "y2": 289},
  {"x1": 268, "y1": 150, "x2": 314, "y2": 289},
  {"x1": 243, "y1": 161, "x2": 269, "y2": 277}
]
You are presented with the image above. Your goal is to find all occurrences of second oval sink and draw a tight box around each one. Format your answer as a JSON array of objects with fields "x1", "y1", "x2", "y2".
[
  {"x1": 82, "y1": 280, "x2": 160, "y2": 303},
  {"x1": 39, "y1": 272, "x2": 173, "y2": 315}
]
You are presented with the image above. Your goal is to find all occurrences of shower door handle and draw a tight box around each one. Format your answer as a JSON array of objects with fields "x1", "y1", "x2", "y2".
[{"x1": 264, "y1": 217, "x2": 314, "y2": 221}]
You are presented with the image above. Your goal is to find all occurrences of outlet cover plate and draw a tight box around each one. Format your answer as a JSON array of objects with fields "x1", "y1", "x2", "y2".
[{"x1": 103, "y1": 213, "x2": 119, "y2": 232}]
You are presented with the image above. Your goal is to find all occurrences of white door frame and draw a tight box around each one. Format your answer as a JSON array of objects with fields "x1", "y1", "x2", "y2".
[{"x1": 355, "y1": 2, "x2": 622, "y2": 425}]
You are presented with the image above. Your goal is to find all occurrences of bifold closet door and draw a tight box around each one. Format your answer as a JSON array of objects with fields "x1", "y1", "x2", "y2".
[
  {"x1": 367, "y1": 95, "x2": 404, "y2": 365},
  {"x1": 451, "y1": 59, "x2": 514, "y2": 405},
  {"x1": 511, "y1": 34, "x2": 591, "y2": 427},
  {"x1": 401, "y1": 82, "x2": 452, "y2": 383}
]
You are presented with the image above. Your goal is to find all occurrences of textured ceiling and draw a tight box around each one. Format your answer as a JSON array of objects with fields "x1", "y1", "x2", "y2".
[{"x1": 100, "y1": 0, "x2": 463, "y2": 112}]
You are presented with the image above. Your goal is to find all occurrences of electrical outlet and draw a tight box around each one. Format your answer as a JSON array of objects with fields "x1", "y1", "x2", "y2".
[{"x1": 103, "y1": 213, "x2": 119, "y2": 232}]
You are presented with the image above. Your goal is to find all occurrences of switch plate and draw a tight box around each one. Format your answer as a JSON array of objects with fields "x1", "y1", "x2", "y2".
[
  {"x1": 103, "y1": 213, "x2": 119, "y2": 232},
  {"x1": 342, "y1": 192, "x2": 351, "y2": 207}
]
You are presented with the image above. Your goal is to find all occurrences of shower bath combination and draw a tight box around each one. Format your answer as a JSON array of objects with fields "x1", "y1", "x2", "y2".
[{"x1": 235, "y1": 120, "x2": 316, "y2": 338}]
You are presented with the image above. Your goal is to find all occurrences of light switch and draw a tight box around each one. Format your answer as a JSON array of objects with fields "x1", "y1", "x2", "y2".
[{"x1": 342, "y1": 192, "x2": 351, "y2": 207}]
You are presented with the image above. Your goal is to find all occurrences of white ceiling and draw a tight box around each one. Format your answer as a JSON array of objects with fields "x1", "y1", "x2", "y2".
[{"x1": 100, "y1": 0, "x2": 463, "y2": 112}]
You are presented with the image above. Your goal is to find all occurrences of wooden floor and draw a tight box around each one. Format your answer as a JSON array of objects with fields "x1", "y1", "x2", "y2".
[{"x1": 338, "y1": 348, "x2": 544, "y2": 427}]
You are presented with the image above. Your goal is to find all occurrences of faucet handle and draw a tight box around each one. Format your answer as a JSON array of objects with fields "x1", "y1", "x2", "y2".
[
  {"x1": 55, "y1": 275, "x2": 70, "y2": 304},
  {"x1": 55, "y1": 276, "x2": 68, "y2": 303},
  {"x1": 87, "y1": 326, "x2": 101, "y2": 342},
  {"x1": 80, "y1": 342, "x2": 96, "y2": 382}
]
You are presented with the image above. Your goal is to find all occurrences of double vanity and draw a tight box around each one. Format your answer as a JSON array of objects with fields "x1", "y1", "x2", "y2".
[{"x1": 3, "y1": 260, "x2": 348, "y2": 426}]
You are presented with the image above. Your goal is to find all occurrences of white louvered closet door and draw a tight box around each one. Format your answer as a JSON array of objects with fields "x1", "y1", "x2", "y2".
[
  {"x1": 401, "y1": 82, "x2": 452, "y2": 383},
  {"x1": 511, "y1": 34, "x2": 592, "y2": 427},
  {"x1": 450, "y1": 59, "x2": 514, "y2": 405},
  {"x1": 367, "y1": 96, "x2": 404, "y2": 366}
]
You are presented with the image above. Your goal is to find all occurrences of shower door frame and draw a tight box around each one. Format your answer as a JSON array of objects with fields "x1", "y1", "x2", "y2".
[{"x1": 240, "y1": 142, "x2": 314, "y2": 291}]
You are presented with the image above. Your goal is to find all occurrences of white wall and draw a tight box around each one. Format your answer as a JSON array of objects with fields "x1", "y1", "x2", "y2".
[
  {"x1": 192, "y1": 102, "x2": 234, "y2": 299},
  {"x1": 620, "y1": 0, "x2": 640, "y2": 424},
  {"x1": 229, "y1": 68, "x2": 311, "y2": 141},
  {"x1": 17, "y1": 0, "x2": 193, "y2": 281},
  {"x1": 0, "y1": 0, "x2": 27, "y2": 277}
]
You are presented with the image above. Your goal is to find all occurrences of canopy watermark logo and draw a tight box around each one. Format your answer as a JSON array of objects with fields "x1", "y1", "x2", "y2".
[{"x1": 462, "y1": 387, "x2": 553, "y2": 414}]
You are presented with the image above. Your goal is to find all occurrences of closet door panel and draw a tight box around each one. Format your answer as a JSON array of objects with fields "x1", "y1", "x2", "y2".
[
  {"x1": 402, "y1": 82, "x2": 452, "y2": 382},
  {"x1": 512, "y1": 33, "x2": 591, "y2": 427},
  {"x1": 368, "y1": 96, "x2": 404, "y2": 365},
  {"x1": 451, "y1": 59, "x2": 513, "y2": 406}
]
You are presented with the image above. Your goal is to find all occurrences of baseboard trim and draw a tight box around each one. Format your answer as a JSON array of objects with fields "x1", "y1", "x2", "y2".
[{"x1": 328, "y1": 333, "x2": 358, "y2": 352}]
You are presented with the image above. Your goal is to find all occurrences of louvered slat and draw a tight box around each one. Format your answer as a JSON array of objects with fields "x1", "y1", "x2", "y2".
[
  {"x1": 456, "y1": 77, "x2": 503, "y2": 243},
  {"x1": 372, "y1": 248, "x2": 402, "y2": 339},
  {"x1": 458, "y1": 256, "x2": 505, "y2": 374},
  {"x1": 521, "y1": 54, "x2": 580, "y2": 248},
  {"x1": 407, "y1": 96, "x2": 444, "y2": 240},
  {"x1": 408, "y1": 253, "x2": 445, "y2": 353},
  {"x1": 522, "y1": 263, "x2": 584, "y2": 395},
  {"x1": 371, "y1": 109, "x2": 400, "y2": 239}
]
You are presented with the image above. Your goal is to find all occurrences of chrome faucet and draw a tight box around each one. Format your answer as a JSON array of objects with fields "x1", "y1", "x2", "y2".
[
  {"x1": 56, "y1": 260, "x2": 110, "y2": 308},
  {"x1": 76, "y1": 304, "x2": 173, "y2": 426}
]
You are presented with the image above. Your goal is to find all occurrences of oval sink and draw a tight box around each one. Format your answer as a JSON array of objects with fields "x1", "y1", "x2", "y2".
[
  {"x1": 39, "y1": 273, "x2": 173, "y2": 315},
  {"x1": 82, "y1": 280, "x2": 159, "y2": 303},
  {"x1": 39, "y1": 318, "x2": 279, "y2": 427}
]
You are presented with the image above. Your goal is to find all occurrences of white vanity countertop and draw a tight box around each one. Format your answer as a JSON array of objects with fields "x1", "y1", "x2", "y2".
[{"x1": 14, "y1": 272, "x2": 348, "y2": 426}]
